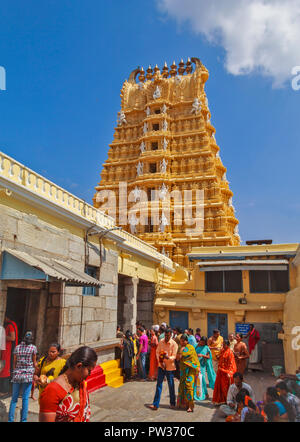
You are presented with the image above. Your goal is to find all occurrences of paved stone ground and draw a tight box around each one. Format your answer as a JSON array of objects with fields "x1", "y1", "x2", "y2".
[{"x1": 0, "y1": 371, "x2": 275, "y2": 422}]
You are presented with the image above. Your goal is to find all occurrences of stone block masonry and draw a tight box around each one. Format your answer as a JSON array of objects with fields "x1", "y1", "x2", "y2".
[{"x1": 0, "y1": 201, "x2": 119, "y2": 357}]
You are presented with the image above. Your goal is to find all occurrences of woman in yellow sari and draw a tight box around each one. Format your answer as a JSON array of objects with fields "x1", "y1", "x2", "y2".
[
  {"x1": 34, "y1": 343, "x2": 66, "y2": 398},
  {"x1": 130, "y1": 334, "x2": 138, "y2": 378},
  {"x1": 177, "y1": 334, "x2": 200, "y2": 412}
]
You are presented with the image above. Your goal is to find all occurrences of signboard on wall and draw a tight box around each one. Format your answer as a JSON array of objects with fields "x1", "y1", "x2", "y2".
[{"x1": 235, "y1": 323, "x2": 251, "y2": 335}]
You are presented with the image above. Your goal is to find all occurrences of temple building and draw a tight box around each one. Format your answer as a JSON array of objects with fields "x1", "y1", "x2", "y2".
[{"x1": 94, "y1": 58, "x2": 240, "y2": 266}]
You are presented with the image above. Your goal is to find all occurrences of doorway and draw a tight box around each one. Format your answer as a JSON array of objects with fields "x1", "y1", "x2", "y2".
[
  {"x1": 5, "y1": 287, "x2": 40, "y2": 342},
  {"x1": 207, "y1": 313, "x2": 228, "y2": 339},
  {"x1": 169, "y1": 310, "x2": 189, "y2": 331}
]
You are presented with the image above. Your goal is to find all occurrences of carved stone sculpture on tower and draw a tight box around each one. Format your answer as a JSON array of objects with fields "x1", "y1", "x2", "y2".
[
  {"x1": 163, "y1": 137, "x2": 168, "y2": 151},
  {"x1": 191, "y1": 98, "x2": 201, "y2": 114},
  {"x1": 159, "y1": 213, "x2": 169, "y2": 233},
  {"x1": 129, "y1": 213, "x2": 138, "y2": 234},
  {"x1": 162, "y1": 120, "x2": 168, "y2": 131},
  {"x1": 161, "y1": 104, "x2": 168, "y2": 114},
  {"x1": 145, "y1": 106, "x2": 150, "y2": 117},
  {"x1": 160, "y1": 159, "x2": 168, "y2": 173},
  {"x1": 140, "y1": 141, "x2": 145, "y2": 153},
  {"x1": 132, "y1": 186, "x2": 142, "y2": 202},
  {"x1": 136, "y1": 162, "x2": 143, "y2": 176},
  {"x1": 117, "y1": 110, "x2": 127, "y2": 126},
  {"x1": 153, "y1": 86, "x2": 161, "y2": 100},
  {"x1": 159, "y1": 183, "x2": 169, "y2": 200},
  {"x1": 143, "y1": 123, "x2": 148, "y2": 134}
]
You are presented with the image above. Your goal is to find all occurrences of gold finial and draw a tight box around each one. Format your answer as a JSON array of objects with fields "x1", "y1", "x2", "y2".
[
  {"x1": 139, "y1": 66, "x2": 145, "y2": 82},
  {"x1": 170, "y1": 61, "x2": 177, "y2": 77},
  {"x1": 178, "y1": 59, "x2": 185, "y2": 75},
  {"x1": 153, "y1": 64, "x2": 160, "y2": 74},
  {"x1": 146, "y1": 65, "x2": 153, "y2": 80},
  {"x1": 186, "y1": 57, "x2": 192, "y2": 74},
  {"x1": 162, "y1": 61, "x2": 169, "y2": 78}
]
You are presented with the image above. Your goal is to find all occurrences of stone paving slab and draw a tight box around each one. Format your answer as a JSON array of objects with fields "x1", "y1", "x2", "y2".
[{"x1": 0, "y1": 371, "x2": 275, "y2": 422}]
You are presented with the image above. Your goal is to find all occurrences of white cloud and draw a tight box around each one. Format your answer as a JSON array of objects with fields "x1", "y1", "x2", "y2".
[{"x1": 157, "y1": 0, "x2": 300, "y2": 87}]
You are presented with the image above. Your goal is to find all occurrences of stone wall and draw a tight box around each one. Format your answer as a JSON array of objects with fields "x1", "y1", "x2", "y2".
[
  {"x1": 0, "y1": 202, "x2": 119, "y2": 357},
  {"x1": 282, "y1": 249, "x2": 300, "y2": 373}
]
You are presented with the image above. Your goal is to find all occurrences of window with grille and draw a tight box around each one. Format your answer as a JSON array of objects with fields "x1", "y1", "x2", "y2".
[
  {"x1": 249, "y1": 270, "x2": 289, "y2": 293},
  {"x1": 82, "y1": 266, "x2": 99, "y2": 296},
  {"x1": 205, "y1": 270, "x2": 243, "y2": 293}
]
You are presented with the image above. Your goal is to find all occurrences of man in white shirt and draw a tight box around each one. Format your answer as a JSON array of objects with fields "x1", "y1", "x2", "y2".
[{"x1": 219, "y1": 372, "x2": 255, "y2": 417}]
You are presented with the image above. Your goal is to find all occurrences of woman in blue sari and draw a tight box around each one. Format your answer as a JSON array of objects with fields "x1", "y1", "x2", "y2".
[{"x1": 194, "y1": 336, "x2": 216, "y2": 401}]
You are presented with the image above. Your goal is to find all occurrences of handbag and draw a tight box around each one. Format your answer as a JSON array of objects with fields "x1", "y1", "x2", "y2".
[{"x1": 195, "y1": 372, "x2": 203, "y2": 398}]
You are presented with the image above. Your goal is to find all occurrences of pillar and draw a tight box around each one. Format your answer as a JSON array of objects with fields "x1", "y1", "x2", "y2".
[
  {"x1": 35, "y1": 288, "x2": 48, "y2": 352},
  {"x1": 123, "y1": 277, "x2": 139, "y2": 334}
]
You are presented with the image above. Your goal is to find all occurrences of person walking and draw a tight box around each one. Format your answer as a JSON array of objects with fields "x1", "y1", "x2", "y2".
[
  {"x1": 187, "y1": 329, "x2": 197, "y2": 348},
  {"x1": 148, "y1": 327, "x2": 159, "y2": 381},
  {"x1": 212, "y1": 340, "x2": 237, "y2": 406},
  {"x1": 8, "y1": 331, "x2": 37, "y2": 422},
  {"x1": 33, "y1": 343, "x2": 66, "y2": 401},
  {"x1": 136, "y1": 327, "x2": 148, "y2": 380},
  {"x1": 149, "y1": 328, "x2": 178, "y2": 410},
  {"x1": 120, "y1": 331, "x2": 134, "y2": 382},
  {"x1": 39, "y1": 346, "x2": 97, "y2": 422},
  {"x1": 233, "y1": 334, "x2": 249, "y2": 375},
  {"x1": 194, "y1": 336, "x2": 216, "y2": 401},
  {"x1": 228, "y1": 333, "x2": 237, "y2": 351},
  {"x1": 177, "y1": 333, "x2": 200, "y2": 412},
  {"x1": 208, "y1": 329, "x2": 223, "y2": 373}
]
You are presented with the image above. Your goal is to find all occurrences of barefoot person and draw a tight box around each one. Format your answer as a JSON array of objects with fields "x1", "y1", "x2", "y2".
[
  {"x1": 39, "y1": 346, "x2": 97, "y2": 422},
  {"x1": 233, "y1": 334, "x2": 249, "y2": 375},
  {"x1": 177, "y1": 333, "x2": 200, "y2": 412},
  {"x1": 8, "y1": 331, "x2": 37, "y2": 422},
  {"x1": 245, "y1": 324, "x2": 260, "y2": 367},
  {"x1": 148, "y1": 327, "x2": 159, "y2": 381},
  {"x1": 208, "y1": 329, "x2": 223, "y2": 373},
  {"x1": 149, "y1": 328, "x2": 178, "y2": 411},
  {"x1": 33, "y1": 343, "x2": 66, "y2": 400},
  {"x1": 194, "y1": 336, "x2": 216, "y2": 401},
  {"x1": 212, "y1": 340, "x2": 237, "y2": 405}
]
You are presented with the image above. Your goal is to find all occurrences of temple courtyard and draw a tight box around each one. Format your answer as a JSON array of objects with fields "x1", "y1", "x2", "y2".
[{"x1": 0, "y1": 371, "x2": 274, "y2": 422}]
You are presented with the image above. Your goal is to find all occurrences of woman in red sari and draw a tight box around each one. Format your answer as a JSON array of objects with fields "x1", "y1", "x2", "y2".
[
  {"x1": 148, "y1": 327, "x2": 159, "y2": 381},
  {"x1": 0, "y1": 317, "x2": 18, "y2": 396},
  {"x1": 39, "y1": 346, "x2": 97, "y2": 422},
  {"x1": 212, "y1": 340, "x2": 237, "y2": 405}
]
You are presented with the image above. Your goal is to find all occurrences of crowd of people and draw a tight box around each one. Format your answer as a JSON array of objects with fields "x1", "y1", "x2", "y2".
[
  {"x1": 0, "y1": 317, "x2": 97, "y2": 422},
  {"x1": 118, "y1": 322, "x2": 300, "y2": 422},
  {"x1": 0, "y1": 315, "x2": 300, "y2": 422}
]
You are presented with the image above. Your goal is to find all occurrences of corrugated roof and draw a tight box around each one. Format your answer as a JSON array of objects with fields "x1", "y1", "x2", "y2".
[{"x1": 3, "y1": 248, "x2": 101, "y2": 286}]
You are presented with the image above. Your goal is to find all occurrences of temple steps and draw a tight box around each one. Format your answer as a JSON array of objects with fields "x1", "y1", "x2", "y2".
[{"x1": 100, "y1": 359, "x2": 124, "y2": 388}]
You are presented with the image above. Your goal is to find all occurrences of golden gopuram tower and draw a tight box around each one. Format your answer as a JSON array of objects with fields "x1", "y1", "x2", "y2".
[{"x1": 94, "y1": 57, "x2": 240, "y2": 267}]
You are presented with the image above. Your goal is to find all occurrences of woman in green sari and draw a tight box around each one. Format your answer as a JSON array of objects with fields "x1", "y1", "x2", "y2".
[
  {"x1": 194, "y1": 336, "x2": 216, "y2": 401},
  {"x1": 177, "y1": 334, "x2": 200, "y2": 412}
]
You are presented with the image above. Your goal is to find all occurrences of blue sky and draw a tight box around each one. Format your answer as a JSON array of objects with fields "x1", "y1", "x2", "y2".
[{"x1": 0, "y1": 0, "x2": 299, "y2": 244}]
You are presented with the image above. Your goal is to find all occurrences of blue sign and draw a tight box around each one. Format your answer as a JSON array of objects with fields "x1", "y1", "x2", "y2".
[{"x1": 235, "y1": 323, "x2": 251, "y2": 335}]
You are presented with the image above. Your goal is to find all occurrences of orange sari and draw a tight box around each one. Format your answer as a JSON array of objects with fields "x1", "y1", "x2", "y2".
[
  {"x1": 148, "y1": 335, "x2": 158, "y2": 379},
  {"x1": 212, "y1": 347, "x2": 237, "y2": 405}
]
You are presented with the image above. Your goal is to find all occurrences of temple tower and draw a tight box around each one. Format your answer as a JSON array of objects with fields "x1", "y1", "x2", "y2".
[{"x1": 94, "y1": 58, "x2": 240, "y2": 267}]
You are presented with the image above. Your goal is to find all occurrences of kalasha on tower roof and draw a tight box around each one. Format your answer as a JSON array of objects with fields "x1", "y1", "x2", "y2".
[{"x1": 94, "y1": 57, "x2": 240, "y2": 268}]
